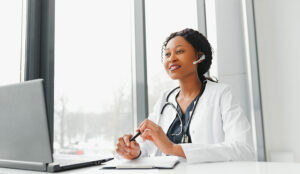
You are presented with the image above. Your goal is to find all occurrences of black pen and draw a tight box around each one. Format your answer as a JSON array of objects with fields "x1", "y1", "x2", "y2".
[{"x1": 130, "y1": 131, "x2": 141, "y2": 142}]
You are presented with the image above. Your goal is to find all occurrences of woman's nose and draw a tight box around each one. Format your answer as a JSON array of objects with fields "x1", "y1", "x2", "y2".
[{"x1": 169, "y1": 53, "x2": 178, "y2": 62}]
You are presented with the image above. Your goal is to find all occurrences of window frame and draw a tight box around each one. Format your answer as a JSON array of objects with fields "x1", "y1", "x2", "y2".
[{"x1": 25, "y1": 0, "x2": 55, "y2": 153}]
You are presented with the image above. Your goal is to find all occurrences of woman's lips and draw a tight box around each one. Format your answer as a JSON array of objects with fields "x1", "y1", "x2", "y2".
[{"x1": 169, "y1": 64, "x2": 181, "y2": 71}]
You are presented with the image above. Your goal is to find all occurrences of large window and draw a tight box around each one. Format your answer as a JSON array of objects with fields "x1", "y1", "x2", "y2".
[
  {"x1": 0, "y1": 1, "x2": 26, "y2": 85},
  {"x1": 145, "y1": 0, "x2": 198, "y2": 113},
  {"x1": 54, "y1": 0, "x2": 133, "y2": 156}
]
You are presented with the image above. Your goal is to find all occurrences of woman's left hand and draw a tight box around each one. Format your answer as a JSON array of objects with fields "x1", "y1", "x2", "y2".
[{"x1": 136, "y1": 119, "x2": 183, "y2": 156}]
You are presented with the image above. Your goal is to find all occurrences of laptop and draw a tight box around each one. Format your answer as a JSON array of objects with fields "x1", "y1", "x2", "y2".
[{"x1": 0, "y1": 79, "x2": 113, "y2": 172}]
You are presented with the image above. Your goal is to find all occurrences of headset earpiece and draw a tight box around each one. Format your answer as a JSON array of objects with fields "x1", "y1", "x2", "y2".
[{"x1": 193, "y1": 54, "x2": 205, "y2": 64}]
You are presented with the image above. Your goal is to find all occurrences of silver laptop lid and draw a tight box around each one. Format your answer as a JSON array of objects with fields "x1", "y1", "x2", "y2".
[{"x1": 0, "y1": 79, "x2": 53, "y2": 163}]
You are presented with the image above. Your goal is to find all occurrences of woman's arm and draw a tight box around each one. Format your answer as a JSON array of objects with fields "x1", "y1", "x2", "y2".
[
  {"x1": 171, "y1": 144, "x2": 186, "y2": 158},
  {"x1": 137, "y1": 119, "x2": 187, "y2": 158},
  {"x1": 135, "y1": 91, "x2": 169, "y2": 158}
]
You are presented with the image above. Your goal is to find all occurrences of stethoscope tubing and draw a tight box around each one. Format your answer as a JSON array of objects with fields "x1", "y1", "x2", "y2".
[
  {"x1": 160, "y1": 102, "x2": 183, "y2": 136},
  {"x1": 160, "y1": 80, "x2": 207, "y2": 138}
]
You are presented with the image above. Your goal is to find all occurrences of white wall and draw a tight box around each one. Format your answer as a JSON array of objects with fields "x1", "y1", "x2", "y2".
[
  {"x1": 209, "y1": 0, "x2": 259, "y2": 158},
  {"x1": 213, "y1": 0, "x2": 251, "y2": 122},
  {"x1": 254, "y1": 0, "x2": 300, "y2": 162}
]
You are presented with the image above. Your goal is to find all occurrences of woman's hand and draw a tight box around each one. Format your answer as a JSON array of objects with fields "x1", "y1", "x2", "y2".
[
  {"x1": 116, "y1": 134, "x2": 141, "y2": 160},
  {"x1": 137, "y1": 119, "x2": 185, "y2": 157}
]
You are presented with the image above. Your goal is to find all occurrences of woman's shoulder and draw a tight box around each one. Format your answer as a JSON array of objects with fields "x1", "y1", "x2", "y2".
[
  {"x1": 206, "y1": 80, "x2": 229, "y2": 90},
  {"x1": 205, "y1": 80, "x2": 231, "y2": 96},
  {"x1": 159, "y1": 81, "x2": 231, "y2": 99}
]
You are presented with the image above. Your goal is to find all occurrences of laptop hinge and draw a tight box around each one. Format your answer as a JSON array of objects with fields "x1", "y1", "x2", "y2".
[{"x1": 0, "y1": 159, "x2": 47, "y2": 171}]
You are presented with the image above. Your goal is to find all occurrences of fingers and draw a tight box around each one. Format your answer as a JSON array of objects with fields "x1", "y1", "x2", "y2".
[
  {"x1": 123, "y1": 134, "x2": 132, "y2": 147},
  {"x1": 136, "y1": 119, "x2": 148, "y2": 133},
  {"x1": 116, "y1": 145, "x2": 128, "y2": 156},
  {"x1": 137, "y1": 119, "x2": 166, "y2": 147},
  {"x1": 116, "y1": 135, "x2": 141, "y2": 160},
  {"x1": 137, "y1": 119, "x2": 162, "y2": 142},
  {"x1": 116, "y1": 137, "x2": 128, "y2": 156},
  {"x1": 137, "y1": 119, "x2": 158, "y2": 134},
  {"x1": 118, "y1": 137, "x2": 126, "y2": 147},
  {"x1": 116, "y1": 135, "x2": 131, "y2": 155},
  {"x1": 130, "y1": 141, "x2": 139, "y2": 150},
  {"x1": 140, "y1": 129, "x2": 149, "y2": 140}
]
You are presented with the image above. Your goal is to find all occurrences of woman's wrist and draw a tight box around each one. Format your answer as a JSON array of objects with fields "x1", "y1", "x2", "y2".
[
  {"x1": 132, "y1": 150, "x2": 141, "y2": 160},
  {"x1": 170, "y1": 144, "x2": 186, "y2": 158}
]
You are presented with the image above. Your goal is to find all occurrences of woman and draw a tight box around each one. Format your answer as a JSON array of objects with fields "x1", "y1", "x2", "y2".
[{"x1": 116, "y1": 28, "x2": 255, "y2": 163}]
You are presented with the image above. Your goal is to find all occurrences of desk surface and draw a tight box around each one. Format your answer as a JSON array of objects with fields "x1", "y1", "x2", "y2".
[{"x1": 1, "y1": 161, "x2": 300, "y2": 174}]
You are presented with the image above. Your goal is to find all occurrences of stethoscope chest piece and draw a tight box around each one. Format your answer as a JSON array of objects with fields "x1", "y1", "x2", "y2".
[{"x1": 182, "y1": 134, "x2": 189, "y2": 143}]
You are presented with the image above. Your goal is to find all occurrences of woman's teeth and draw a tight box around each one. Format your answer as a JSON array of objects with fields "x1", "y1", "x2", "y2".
[{"x1": 170, "y1": 65, "x2": 181, "y2": 71}]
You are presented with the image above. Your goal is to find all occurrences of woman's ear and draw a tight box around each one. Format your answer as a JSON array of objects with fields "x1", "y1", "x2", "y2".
[
  {"x1": 193, "y1": 52, "x2": 205, "y2": 65},
  {"x1": 197, "y1": 51, "x2": 204, "y2": 58}
]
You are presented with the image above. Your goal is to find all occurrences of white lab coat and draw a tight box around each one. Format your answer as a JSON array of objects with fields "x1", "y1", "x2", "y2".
[{"x1": 137, "y1": 80, "x2": 256, "y2": 163}]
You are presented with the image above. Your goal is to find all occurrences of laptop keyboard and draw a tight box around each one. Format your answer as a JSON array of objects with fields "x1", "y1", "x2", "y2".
[
  {"x1": 52, "y1": 154, "x2": 113, "y2": 166},
  {"x1": 53, "y1": 158, "x2": 88, "y2": 166}
]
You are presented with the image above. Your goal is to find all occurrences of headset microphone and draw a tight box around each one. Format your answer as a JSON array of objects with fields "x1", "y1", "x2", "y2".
[{"x1": 193, "y1": 54, "x2": 205, "y2": 64}]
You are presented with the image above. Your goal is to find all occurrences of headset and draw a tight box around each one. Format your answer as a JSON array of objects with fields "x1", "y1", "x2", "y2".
[{"x1": 193, "y1": 54, "x2": 205, "y2": 64}]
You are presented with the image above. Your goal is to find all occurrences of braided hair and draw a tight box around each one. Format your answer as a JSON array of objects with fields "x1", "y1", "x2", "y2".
[{"x1": 161, "y1": 28, "x2": 216, "y2": 82}]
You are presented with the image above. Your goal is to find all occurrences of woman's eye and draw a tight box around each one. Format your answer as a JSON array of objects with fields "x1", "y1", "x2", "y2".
[
  {"x1": 176, "y1": 50, "x2": 184, "y2": 54},
  {"x1": 165, "y1": 53, "x2": 170, "y2": 57}
]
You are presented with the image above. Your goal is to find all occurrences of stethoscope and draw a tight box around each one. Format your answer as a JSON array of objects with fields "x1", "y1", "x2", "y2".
[{"x1": 160, "y1": 80, "x2": 207, "y2": 142}]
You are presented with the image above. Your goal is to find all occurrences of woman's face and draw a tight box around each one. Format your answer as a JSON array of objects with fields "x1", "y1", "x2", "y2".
[{"x1": 163, "y1": 36, "x2": 199, "y2": 80}]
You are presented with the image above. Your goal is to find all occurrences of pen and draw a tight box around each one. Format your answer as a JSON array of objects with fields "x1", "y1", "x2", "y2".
[
  {"x1": 101, "y1": 157, "x2": 114, "y2": 163},
  {"x1": 129, "y1": 131, "x2": 141, "y2": 142}
]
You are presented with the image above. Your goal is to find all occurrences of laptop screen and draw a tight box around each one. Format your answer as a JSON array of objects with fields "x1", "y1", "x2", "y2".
[{"x1": 0, "y1": 79, "x2": 53, "y2": 163}]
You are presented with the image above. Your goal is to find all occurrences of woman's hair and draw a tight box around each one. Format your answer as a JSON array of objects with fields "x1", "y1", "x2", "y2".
[{"x1": 162, "y1": 28, "x2": 216, "y2": 82}]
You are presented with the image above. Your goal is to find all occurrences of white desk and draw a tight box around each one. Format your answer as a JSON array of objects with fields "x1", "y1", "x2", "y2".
[{"x1": 1, "y1": 161, "x2": 300, "y2": 174}]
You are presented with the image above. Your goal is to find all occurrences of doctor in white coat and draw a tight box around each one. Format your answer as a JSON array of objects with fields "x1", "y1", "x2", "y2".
[{"x1": 116, "y1": 28, "x2": 255, "y2": 163}]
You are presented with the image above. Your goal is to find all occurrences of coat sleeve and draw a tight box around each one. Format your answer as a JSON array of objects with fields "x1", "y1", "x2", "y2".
[{"x1": 180, "y1": 85, "x2": 256, "y2": 163}]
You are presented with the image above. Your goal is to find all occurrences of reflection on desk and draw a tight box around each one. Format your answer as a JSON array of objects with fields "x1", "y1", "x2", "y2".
[{"x1": 0, "y1": 161, "x2": 300, "y2": 174}]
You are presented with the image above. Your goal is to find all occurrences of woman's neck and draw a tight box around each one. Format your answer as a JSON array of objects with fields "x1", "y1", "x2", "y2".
[{"x1": 178, "y1": 74, "x2": 202, "y2": 99}]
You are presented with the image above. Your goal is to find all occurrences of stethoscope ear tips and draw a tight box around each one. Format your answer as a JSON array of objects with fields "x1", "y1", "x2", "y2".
[{"x1": 193, "y1": 54, "x2": 205, "y2": 64}]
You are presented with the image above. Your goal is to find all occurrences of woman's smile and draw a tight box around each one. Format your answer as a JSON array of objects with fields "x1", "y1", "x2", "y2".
[{"x1": 169, "y1": 64, "x2": 181, "y2": 71}]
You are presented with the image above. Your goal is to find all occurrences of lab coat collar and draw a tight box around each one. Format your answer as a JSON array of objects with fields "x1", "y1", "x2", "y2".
[{"x1": 168, "y1": 80, "x2": 210, "y2": 105}]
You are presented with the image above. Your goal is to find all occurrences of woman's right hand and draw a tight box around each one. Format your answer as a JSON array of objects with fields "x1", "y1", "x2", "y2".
[{"x1": 116, "y1": 134, "x2": 141, "y2": 160}]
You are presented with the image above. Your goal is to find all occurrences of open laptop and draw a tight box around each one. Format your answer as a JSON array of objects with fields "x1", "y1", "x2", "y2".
[{"x1": 0, "y1": 79, "x2": 113, "y2": 172}]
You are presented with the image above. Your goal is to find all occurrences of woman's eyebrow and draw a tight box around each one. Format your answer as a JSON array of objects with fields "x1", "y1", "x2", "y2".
[{"x1": 165, "y1": 45, "x2": 184, "y2": 50}]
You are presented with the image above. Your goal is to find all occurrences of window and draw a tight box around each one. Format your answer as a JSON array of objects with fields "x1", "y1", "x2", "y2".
[
  {"x1": 0, "y1": 1, "x2": 26, "y2": 85},
  {"x1": 54, "y1": 0, "x2": 133, "y2": 155},
  {"x1": 205, "y1": 0, "x2": 218, "y2": 78},
  {"x1": 145, "y1": 0, "x2": 198, "y2": 113}
]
